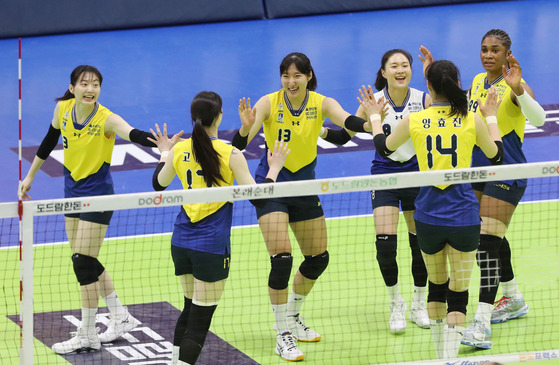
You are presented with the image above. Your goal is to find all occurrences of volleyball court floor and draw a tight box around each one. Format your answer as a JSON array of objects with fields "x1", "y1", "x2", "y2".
[{"x1": 0, "y1": 0, "x2": 558, "y2": 364}]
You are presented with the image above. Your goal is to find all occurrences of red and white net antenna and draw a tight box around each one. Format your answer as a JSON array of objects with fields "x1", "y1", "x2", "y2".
[{"x1": 18, "y1": 37, "x2": 24, "y2": 353}]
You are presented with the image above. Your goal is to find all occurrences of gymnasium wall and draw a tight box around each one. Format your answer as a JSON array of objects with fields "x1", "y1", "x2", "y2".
[{"x1": 0, "y1": 0, "x2": 504, "y2": 39}]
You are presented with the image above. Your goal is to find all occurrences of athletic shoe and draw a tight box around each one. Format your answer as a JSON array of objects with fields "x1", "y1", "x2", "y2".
[
  {"x1": 409, "y1": 301, "x2": 430, "y2": 329},
  {"x1": 491, "y1": 296, "x2": 529, "y2": 324},
  {"x1": 389, "y1": 299, "x2": 407, "y2": 333},
  {"x1": 98, "y1": 307, "x2": 141, "y2": 343},
  {"x1": 51, "y1": 327, "x2": 101, "y2": 354},
  {"x1": 461, "y1": 319, "x2": 492, "y2": 349},
  {"x1": 288, "y1": 314, "x2": 321, "y2": 342},
  {"x1": 275, "y1": 332, "x2": 305, "y2": 361}
]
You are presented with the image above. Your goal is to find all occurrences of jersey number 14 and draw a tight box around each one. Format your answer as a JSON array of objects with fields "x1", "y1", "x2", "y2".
[{"x1": 425, "y1": 134, "x2": 458, "y2": 169}]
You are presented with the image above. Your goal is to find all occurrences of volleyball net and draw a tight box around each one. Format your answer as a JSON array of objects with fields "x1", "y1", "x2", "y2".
[{"x1": 1, "y1": 161, "x2": 558, "y2": 365}]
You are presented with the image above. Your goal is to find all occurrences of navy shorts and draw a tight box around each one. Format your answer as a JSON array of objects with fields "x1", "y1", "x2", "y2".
[
  {"x1": 171, "y1": 245, "x2": 230, "y2": 282},
  {"x1": 415, "y1": 220, "x2": 480, "y2": 255},
  {"x1": 471, "y1": 181, "x2": 526, "y2": 207},
  {"x1": 255, "y1": 195, "x2": 324, "y2": 223},
  {"x1": 371, "y1": 187, "x2": 419, "y2": 211},
  {"x1": 65, "y1": 210, "x2": 113, "y2": 225}
]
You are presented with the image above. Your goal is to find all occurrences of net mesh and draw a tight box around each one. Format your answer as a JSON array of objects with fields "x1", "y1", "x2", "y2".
[{"x1": 1, "y1": 162, "x2": 558, "y2": 364}]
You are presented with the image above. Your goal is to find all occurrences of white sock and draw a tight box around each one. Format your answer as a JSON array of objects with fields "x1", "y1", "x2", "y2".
[
  {"x1": 103, "y1": 291, "x2": 127, "y2": 317},
  {"x1": 475, "y1": 302, "x2": 493, "y2": 326},
  {"x1": 443, "y1": 324, "x2": 464, "y2": 359},
  {"x1": 286, "y1": 291, "x2": 306, "y2": 324},
  {"x1": 272, "y1": 304, "x2": 289, "y2": 334},
  {"x1": 81, "y1": 307, "x2": 98, "y2": 336},
  {"x1": 387, "y1": 284, "x2": 401, "y2": 302},
  {"x1": 413, "y1": 286, "x2": 427, "y2": 304},
  {"x1": 501, "y1": 278, "x2": 521, "y2": 298},
  {"x1": 429, "y1": 319, "x2": 445, "y2": 359},
  {"x1": 172, "y1": 345, "x2": 180, "y2": 365}
]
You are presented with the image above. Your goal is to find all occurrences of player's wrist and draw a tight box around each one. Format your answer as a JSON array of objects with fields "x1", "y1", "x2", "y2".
[
  {"x1": 485, "y1": 116, "x2": 498, "y2": 125},
  {"x1": 369, "y1": 114, "x2": 381, "y2": 123}
]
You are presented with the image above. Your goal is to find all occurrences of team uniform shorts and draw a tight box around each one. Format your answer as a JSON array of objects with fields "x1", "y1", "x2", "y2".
[
  {"x1": 370, "y1": 187, "x2": 419, "y2": 211},
  {"x1": 415, "y1": 220, "x2": 480, "y2": 255},
  {"x1": 472, "y1": 180, "x2": 526, "y2": 207},
  {"x1": 65, "y1": 210, "x2": 113, "y2": 225},
  {"x1": 171, "y1": 245, "x2": 230, "y2": 282},
  {"x1": 255, "y1": 195, "x2": 324, "y2": 222}
]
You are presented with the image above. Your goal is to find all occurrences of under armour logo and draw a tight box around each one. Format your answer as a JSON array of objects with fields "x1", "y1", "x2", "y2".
[
  {"x1": 394, "y1": 115, "x2": 403, "y2": 120},
  {"x1": 292, "y1": 121, "x2": 300, "y2": 126}
]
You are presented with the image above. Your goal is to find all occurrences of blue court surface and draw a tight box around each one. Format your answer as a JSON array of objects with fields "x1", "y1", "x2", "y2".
[{"x1": 0, "y1": 0, "x2": 558, "y2": 205}]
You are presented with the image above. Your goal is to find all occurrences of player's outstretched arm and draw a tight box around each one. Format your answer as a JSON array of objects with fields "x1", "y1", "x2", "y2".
[
  {"x1": 19, "y1": 103, "x2": 62, "y2": 200},
  {"x1": 149, "y1": 123, "x2": 178, "y2": 191},
  {"x1": 504, "y1": 54, "x2": 545, "y2": 127}
]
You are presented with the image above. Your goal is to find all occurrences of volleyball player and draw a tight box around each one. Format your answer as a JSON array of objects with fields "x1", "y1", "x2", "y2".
[
  {"x1": 325, "y1": 49, "x2": 432, "y2": 333},
  {"x1": 458, "y1": 29, "x2": 546, "y2": 349},
  {"x1": 18, "y1": 65, "x2": 182, "y2": 354},
  {"x1": 150, "y1": 91, "x2": 288, "y2": 365},
  {"x1": 233, "y1": 52, "x2": 371, "y2": 361},
  {"x1": 358, "y1": 56, "x2": 503, "y2": 359}
]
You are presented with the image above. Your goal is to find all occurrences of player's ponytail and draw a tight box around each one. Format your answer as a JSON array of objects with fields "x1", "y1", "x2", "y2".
[
  {"x1": 56, "y1": 65, "x2": 103, "y2": 101},
  {"x1": 190, "y1": 91, "x2": 224, "y2": 187},
  {"x1": 374, "y1": 49, "x2": 413, "y2": 91},
  {"x1": 425, "y1": 60, "x2": 468, "y2": 117},
  {"x1": 280, "y1": 52, "x2": 317, "y2": 91}
]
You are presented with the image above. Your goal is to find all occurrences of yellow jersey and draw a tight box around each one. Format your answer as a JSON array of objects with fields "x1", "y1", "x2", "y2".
[
  {"x1": 409, "y1": 104, "x2": 477, "y2": 189},
  {"x1": 59, "y1": 99, "x2": 115, "y2": 182},
  {"x1": 172, "y1": 138, "x2": 234, "y2": 223},
  {"x1": 263, "y1": 90, "x2": 325, "y2": 173},
  {"x1": 470, "y1": 72, "x2": 526, "y2": 142}
]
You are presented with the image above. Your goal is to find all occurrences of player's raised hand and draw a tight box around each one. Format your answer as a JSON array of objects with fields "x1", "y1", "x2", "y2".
[
  {"x1": 148, "y1": 123, "x2": 183, "y2": 153},
  {"x1": 357, "y1": 85, "x2": 388, "y2": 119},
  {"x1": 478, "y1": 86, "x2": 502, "y2": 119},
  {"x1": 268, "y1": 140, "x2": 290, "y2": 171},
  {"x1": 238, "y1": 97, "x2": 256, "y2": 131},
  {"x1": 419, "y1": 45, "x2": 434, "y2": 77},
  {"x1": 503, "y1": 53, "x2": 523, "y2": 94}
]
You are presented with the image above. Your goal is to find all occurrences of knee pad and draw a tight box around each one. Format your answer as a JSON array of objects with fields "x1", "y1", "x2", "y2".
[
  {"x1": 174, "y1": 297, "x2": 193, "y2": 346},
  {"x1": 476, "y1": 234, "x2": 501, "y2": 267},
  {"x1": 376, "y1": 235, "x2": 397, "y2": 263},
  {"x1": 299, "y1": 250, "x2": 329, "y2": 280},
  {"x1": 72, "y1": 253, "x2": 102, "y2": 286},
  {"x1": 428, "y1": 280, "x2": 449, "y2": 304},
  {"x1": 184, "y1": 303, "x2": 217, "y2": 345},
  {"x1": 499, "y1": 236, "x2": 514, "y2": 282},
  {"x1": 376, "y1": 235, "x2": 398, "y2": 286},
  {"x1": 447, "y1": 289, "x2": 469, "y2": 315},
  {"x1": 268, "y1": 253, "x2": 293, "y2": 290},
  {"x1": 409, "y1": 233, "x2": 428, "y2": 287}
]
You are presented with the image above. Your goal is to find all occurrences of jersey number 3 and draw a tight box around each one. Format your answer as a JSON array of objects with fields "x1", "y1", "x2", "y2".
[{"x1": 426, "y1": 134, "x2": 458, "y2": 169}]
